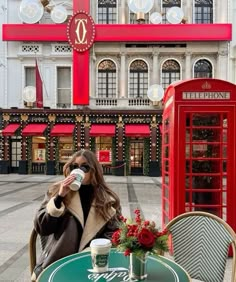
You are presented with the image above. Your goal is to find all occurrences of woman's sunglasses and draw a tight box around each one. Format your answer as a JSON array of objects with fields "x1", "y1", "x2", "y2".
[{"x1": 70, "y1": 163, "x2": 90, "y2": 173}]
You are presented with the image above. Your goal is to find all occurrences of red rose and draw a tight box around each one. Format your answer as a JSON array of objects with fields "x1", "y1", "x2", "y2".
[
  {"x1": 124, "y1": 249, "x2": 131, "y2": 256},
  {"x1": 138, "y1": 228, "x2": 155, "y2": 248},
  {"x1": 111, "y1": 229, "x2": 121, "y2": 245}
]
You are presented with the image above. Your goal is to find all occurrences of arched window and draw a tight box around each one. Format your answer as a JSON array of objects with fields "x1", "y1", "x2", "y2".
[
  {"x1": 194, "y1": 0, "x2": 213, "y2": 23},
  {"x1": 97, "y1": 60, "x2": 117, "y2": 98},
  {"x1": 194, "y1": 59, "x2": 212, "y2": 78},
  {"x1": 162, "y1": 60, "x2": 180, "y2": 90},
  {"x1": 162, "y1": 0, "x2": 181, "y2": 24},
  {"x1": 129, "y1": 60, "x2": 148, "y2": 98},
  {"x1": 97, "y1": 0, "x2": 117, "y2": 24}
]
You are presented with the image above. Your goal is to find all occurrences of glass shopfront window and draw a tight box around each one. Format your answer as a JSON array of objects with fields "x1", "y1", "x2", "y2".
[
  {"x1": 32, "y1": 137, "x2": 46, "y2": 162},
  {"x1": 58, "y1": 137, "x2": 73, "y2": 163},
  {"x1": 95, "y1": 137, "x2": 112, "y2": 163}
]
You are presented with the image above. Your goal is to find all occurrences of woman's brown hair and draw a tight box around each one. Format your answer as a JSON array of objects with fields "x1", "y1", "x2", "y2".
[{"x1": 63, "y1": 149, "x2": 121, "y2": 220}]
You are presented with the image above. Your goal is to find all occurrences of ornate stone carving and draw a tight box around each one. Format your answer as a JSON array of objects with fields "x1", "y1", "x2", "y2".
[
  {"x1": 117, "y1": 122, "x2": 123, "y2": 128},
  {"x1": 48, "y1": 114, "x2": 56, "y2": 122},
  {"x1": 21, "y1": 114, "x2": 28, "y2": 121},
  {"x1": 3, "y1": 114, "x2": 10, "y2": 121},
  {"x1": 76, "y1": 115, "x2": 83, "y2": 122}
]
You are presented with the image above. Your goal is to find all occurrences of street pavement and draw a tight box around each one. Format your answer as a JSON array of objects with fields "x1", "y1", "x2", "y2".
[{"x1": 0, "y1": 174, "x2": 232, "y2": 281}]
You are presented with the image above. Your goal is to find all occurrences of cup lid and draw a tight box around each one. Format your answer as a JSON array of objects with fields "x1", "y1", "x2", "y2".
[
  {"x1": 70, "y1": 168, "x2": 85, "y2": 175},
  {"x1": 90, "y1": 238, "x2": 111, "y2": 248}
]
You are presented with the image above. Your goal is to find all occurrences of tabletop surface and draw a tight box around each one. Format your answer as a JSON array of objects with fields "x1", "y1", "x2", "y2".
[{"x1": 37, "y1": 249, "x2": 191, "y2": 282}]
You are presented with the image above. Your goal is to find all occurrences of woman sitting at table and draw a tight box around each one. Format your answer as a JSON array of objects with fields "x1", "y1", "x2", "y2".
[{"x1": 31, "y1": 149, "x2": 121, "y2": 281}]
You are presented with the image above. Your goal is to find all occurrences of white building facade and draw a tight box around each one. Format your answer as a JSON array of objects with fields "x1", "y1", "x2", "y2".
[{"x1": 0, "y1": 0, "x2": 234, "y2": 176}]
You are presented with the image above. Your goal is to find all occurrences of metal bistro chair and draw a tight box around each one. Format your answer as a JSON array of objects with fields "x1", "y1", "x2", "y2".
[
  {"x1": 29, "y1": 228, "x2": 48, "y2": 276},
  {"x1": 165, "y1": 211, "x2": 236, "y2": 282},
  {"x1": 29, "y1": 228, "x2": 38, "y2": 275},
  {"x1": 29, "y1": 228, "x2": 91, "y2": 278}
]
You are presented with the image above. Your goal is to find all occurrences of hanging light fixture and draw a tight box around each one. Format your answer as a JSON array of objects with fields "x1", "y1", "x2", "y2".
[
  {"x1": 128, "y1": 0, "x2": 154, "y2": 23},
  {"x1": 18, "y1": 0, "x2": 44, "y2": 24},
  {"x1": 18, "y1": 0, "x2": 68, "y2": 24},
  {"x1": 166, "y1": 6, "x2": 184, "y2": 24},
  {"x1": 50, "y1": 5, "x2": 68, "y2": 23}
]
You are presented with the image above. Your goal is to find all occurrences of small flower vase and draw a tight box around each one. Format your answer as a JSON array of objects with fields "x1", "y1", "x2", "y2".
[{"x1": 129, "y1": 253, "x2": 148, "y2": 281}]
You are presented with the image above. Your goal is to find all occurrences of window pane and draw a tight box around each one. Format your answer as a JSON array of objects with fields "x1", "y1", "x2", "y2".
[
  {"x1": 57, "y1": 67, "x2": 71, "y2": 107},
  {"x1": 25, "y1": 67, "x2": 35, "y2": 86}
]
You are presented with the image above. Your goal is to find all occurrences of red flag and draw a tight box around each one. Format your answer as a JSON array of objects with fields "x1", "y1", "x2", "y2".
[{"x1": 36, "y1": 60, "x2": 43, "y2": 108}]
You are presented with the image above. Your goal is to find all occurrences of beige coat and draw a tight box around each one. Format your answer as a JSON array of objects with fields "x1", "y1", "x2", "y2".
[{"x1": 33, "y1": 183, "x2": 120, "y2": 278}]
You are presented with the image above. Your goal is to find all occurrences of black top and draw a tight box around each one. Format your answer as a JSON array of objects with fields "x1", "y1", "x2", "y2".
[
  {"x1": 54, "y1": 184, "x2": 94, "y2": 224},
  {"x1": 79, "y1": 184, "x2": 94, "y2": 223}
]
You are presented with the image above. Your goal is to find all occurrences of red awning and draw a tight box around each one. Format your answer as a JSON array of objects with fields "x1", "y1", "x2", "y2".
[
  {"x1": 90, "y1": 124, "x2": 116, "y2": 137},
  {"x1": 125, "y1": 124, "x2": 150, "y2": 137},
  {"x1": 22, "y1": 124, "x2": 47, "y2": 136},
  {"x1": 51, "y1": 124, "x2": 75, "y2": 136},
  {"x1": 2, "y1": 123, "x2": 20, "y2": 136}
]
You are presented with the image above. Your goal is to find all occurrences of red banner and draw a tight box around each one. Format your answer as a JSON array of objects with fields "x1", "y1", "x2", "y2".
[{"x1": 36, "y1": 59, "x2": 43, "y2": 108}]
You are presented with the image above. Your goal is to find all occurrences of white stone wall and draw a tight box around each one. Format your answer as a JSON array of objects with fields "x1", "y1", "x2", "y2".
[
  {"x1": 0, "y1": 0, "x2": 8, "y2": 108},
  {"x1": 0, "y1": 0, "x2": 233, "y2": 109},
  {"x1": 229, "y1": 0, "x2": 236, "y2": 83}
]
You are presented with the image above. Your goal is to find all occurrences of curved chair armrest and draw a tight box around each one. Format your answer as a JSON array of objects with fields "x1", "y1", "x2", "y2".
[{"x1": 29, "y1": 228, "x2": 38, "y2": 275}]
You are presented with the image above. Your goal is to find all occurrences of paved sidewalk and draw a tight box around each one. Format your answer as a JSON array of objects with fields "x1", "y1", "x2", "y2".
[{"x1": 0, "y1": 174, "x2": 232, "y2": 281}]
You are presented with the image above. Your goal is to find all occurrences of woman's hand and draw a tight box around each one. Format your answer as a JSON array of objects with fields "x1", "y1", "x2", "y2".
[{"x1": 58, "y1": 175, "x2": 76, "y2": 197}]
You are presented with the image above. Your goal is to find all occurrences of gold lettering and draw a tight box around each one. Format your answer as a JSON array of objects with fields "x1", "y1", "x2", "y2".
[
  {"x1": 75, "y1": 18, "x2": 87, "y2": 45},
  {"x1": 96, "y1": 118, "x2": 112, "y2": 123},
  {"x1": 182, "y1": 92, "x2": 230, "y2": 99}
]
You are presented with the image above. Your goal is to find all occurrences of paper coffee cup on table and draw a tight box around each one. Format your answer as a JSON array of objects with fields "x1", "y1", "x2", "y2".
[
  {"x1": 70, "y1": 168, "x2": 85, "y2": 191},
  {"x1": 90, "y1": 238, "x2": 112, "y2": 273}
]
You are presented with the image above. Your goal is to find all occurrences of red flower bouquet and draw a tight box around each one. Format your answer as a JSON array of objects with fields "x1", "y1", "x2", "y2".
[{"x1": 112, "y1": 209, "x2": 168, "y2": 257}]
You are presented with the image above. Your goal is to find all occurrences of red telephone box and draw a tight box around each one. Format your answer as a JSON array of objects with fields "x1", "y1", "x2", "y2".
[{"x1": 162, "y1": 78, "x2": 236, "y2": 233}]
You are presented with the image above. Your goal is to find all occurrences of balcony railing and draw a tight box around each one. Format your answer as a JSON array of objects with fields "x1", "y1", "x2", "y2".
[
  {"x1": 89, "y1": 98, "x2": 163, "y2": 109},
  {"x1": 57, "y1": 103, "x2": 71, "y2": 109},
  {"x1": 55, "y1": 99, "x2": 163, "y2": 110}
]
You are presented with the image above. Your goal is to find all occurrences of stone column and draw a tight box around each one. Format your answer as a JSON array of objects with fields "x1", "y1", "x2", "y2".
[
  {"x1": 76, "y1": 115, "x2": 83, "y2": 151},
  {"x1": 216, "y1": 1, "x2": 227, "y2": 23},
  {"x1": 185, "y1": 51, "x2": 192, "y2": 79},
  {"x1": 183, "y1": 0, "x2": 192, "y2": 23},
  {"x1": 84, "y1": 116, "x2": 90, "y2": 150},
  {"x1": 149, "y1": 116, "x2": 161, "y2": 176},
  {"x1": 152, "y1": 50, "x2": 159, "y2": 85},
  {"x1": 120, "y1": 51, "x2": 126, "y2": 98},
  {"x1": 76, "y1": 123, "x2": 82, "y2": 151},
  {"x1": 48, "y1": 114, "x2": 56, "y2": 160},
  {"x1": 90, "y1": 46, "x2": 96, "y2": 98},
  {"x1": 151, "y1": 126, "x2": 157, "y2": 161},
  {"x1": 20, "y1": 114, "x2": 28, "y2": 160},
  {"x1": 117, "y1": 116, "x2": 123, "y2": 160},
  {"x1": 217, "y1": 48, "x2": 228, "y2": 80},
  {"x1": 2, "y1": 119, "x2": 9, "y2": 160},
  {"x1": 119, "y1": 0, "x2": 126, "y2": 24}
]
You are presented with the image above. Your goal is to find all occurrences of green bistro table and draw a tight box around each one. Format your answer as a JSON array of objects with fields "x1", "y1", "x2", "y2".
[{"x1": 37, "y1": 249, "x2": 191, "y2": 282}]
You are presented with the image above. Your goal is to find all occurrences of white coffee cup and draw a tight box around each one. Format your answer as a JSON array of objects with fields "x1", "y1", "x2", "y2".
[
  {"x1": 70, "y1": 168, "x2": 85, "y2": 191},
  {"x1": 90, "y1": 238, "x2": 112, "y2": 273}
]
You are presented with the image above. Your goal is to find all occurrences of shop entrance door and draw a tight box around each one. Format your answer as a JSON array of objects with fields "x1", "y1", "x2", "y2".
[
  {"x1": 130, "y1": 139, "x2": 143, "y2": 175},
  {"x1": 10, "y1": 137, "x2": 21, "y2": 173}
]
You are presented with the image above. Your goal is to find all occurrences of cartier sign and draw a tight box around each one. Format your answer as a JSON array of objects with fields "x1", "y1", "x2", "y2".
[{"x1": 67, "y1": 11, "x2": 96, "y2": 52}]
